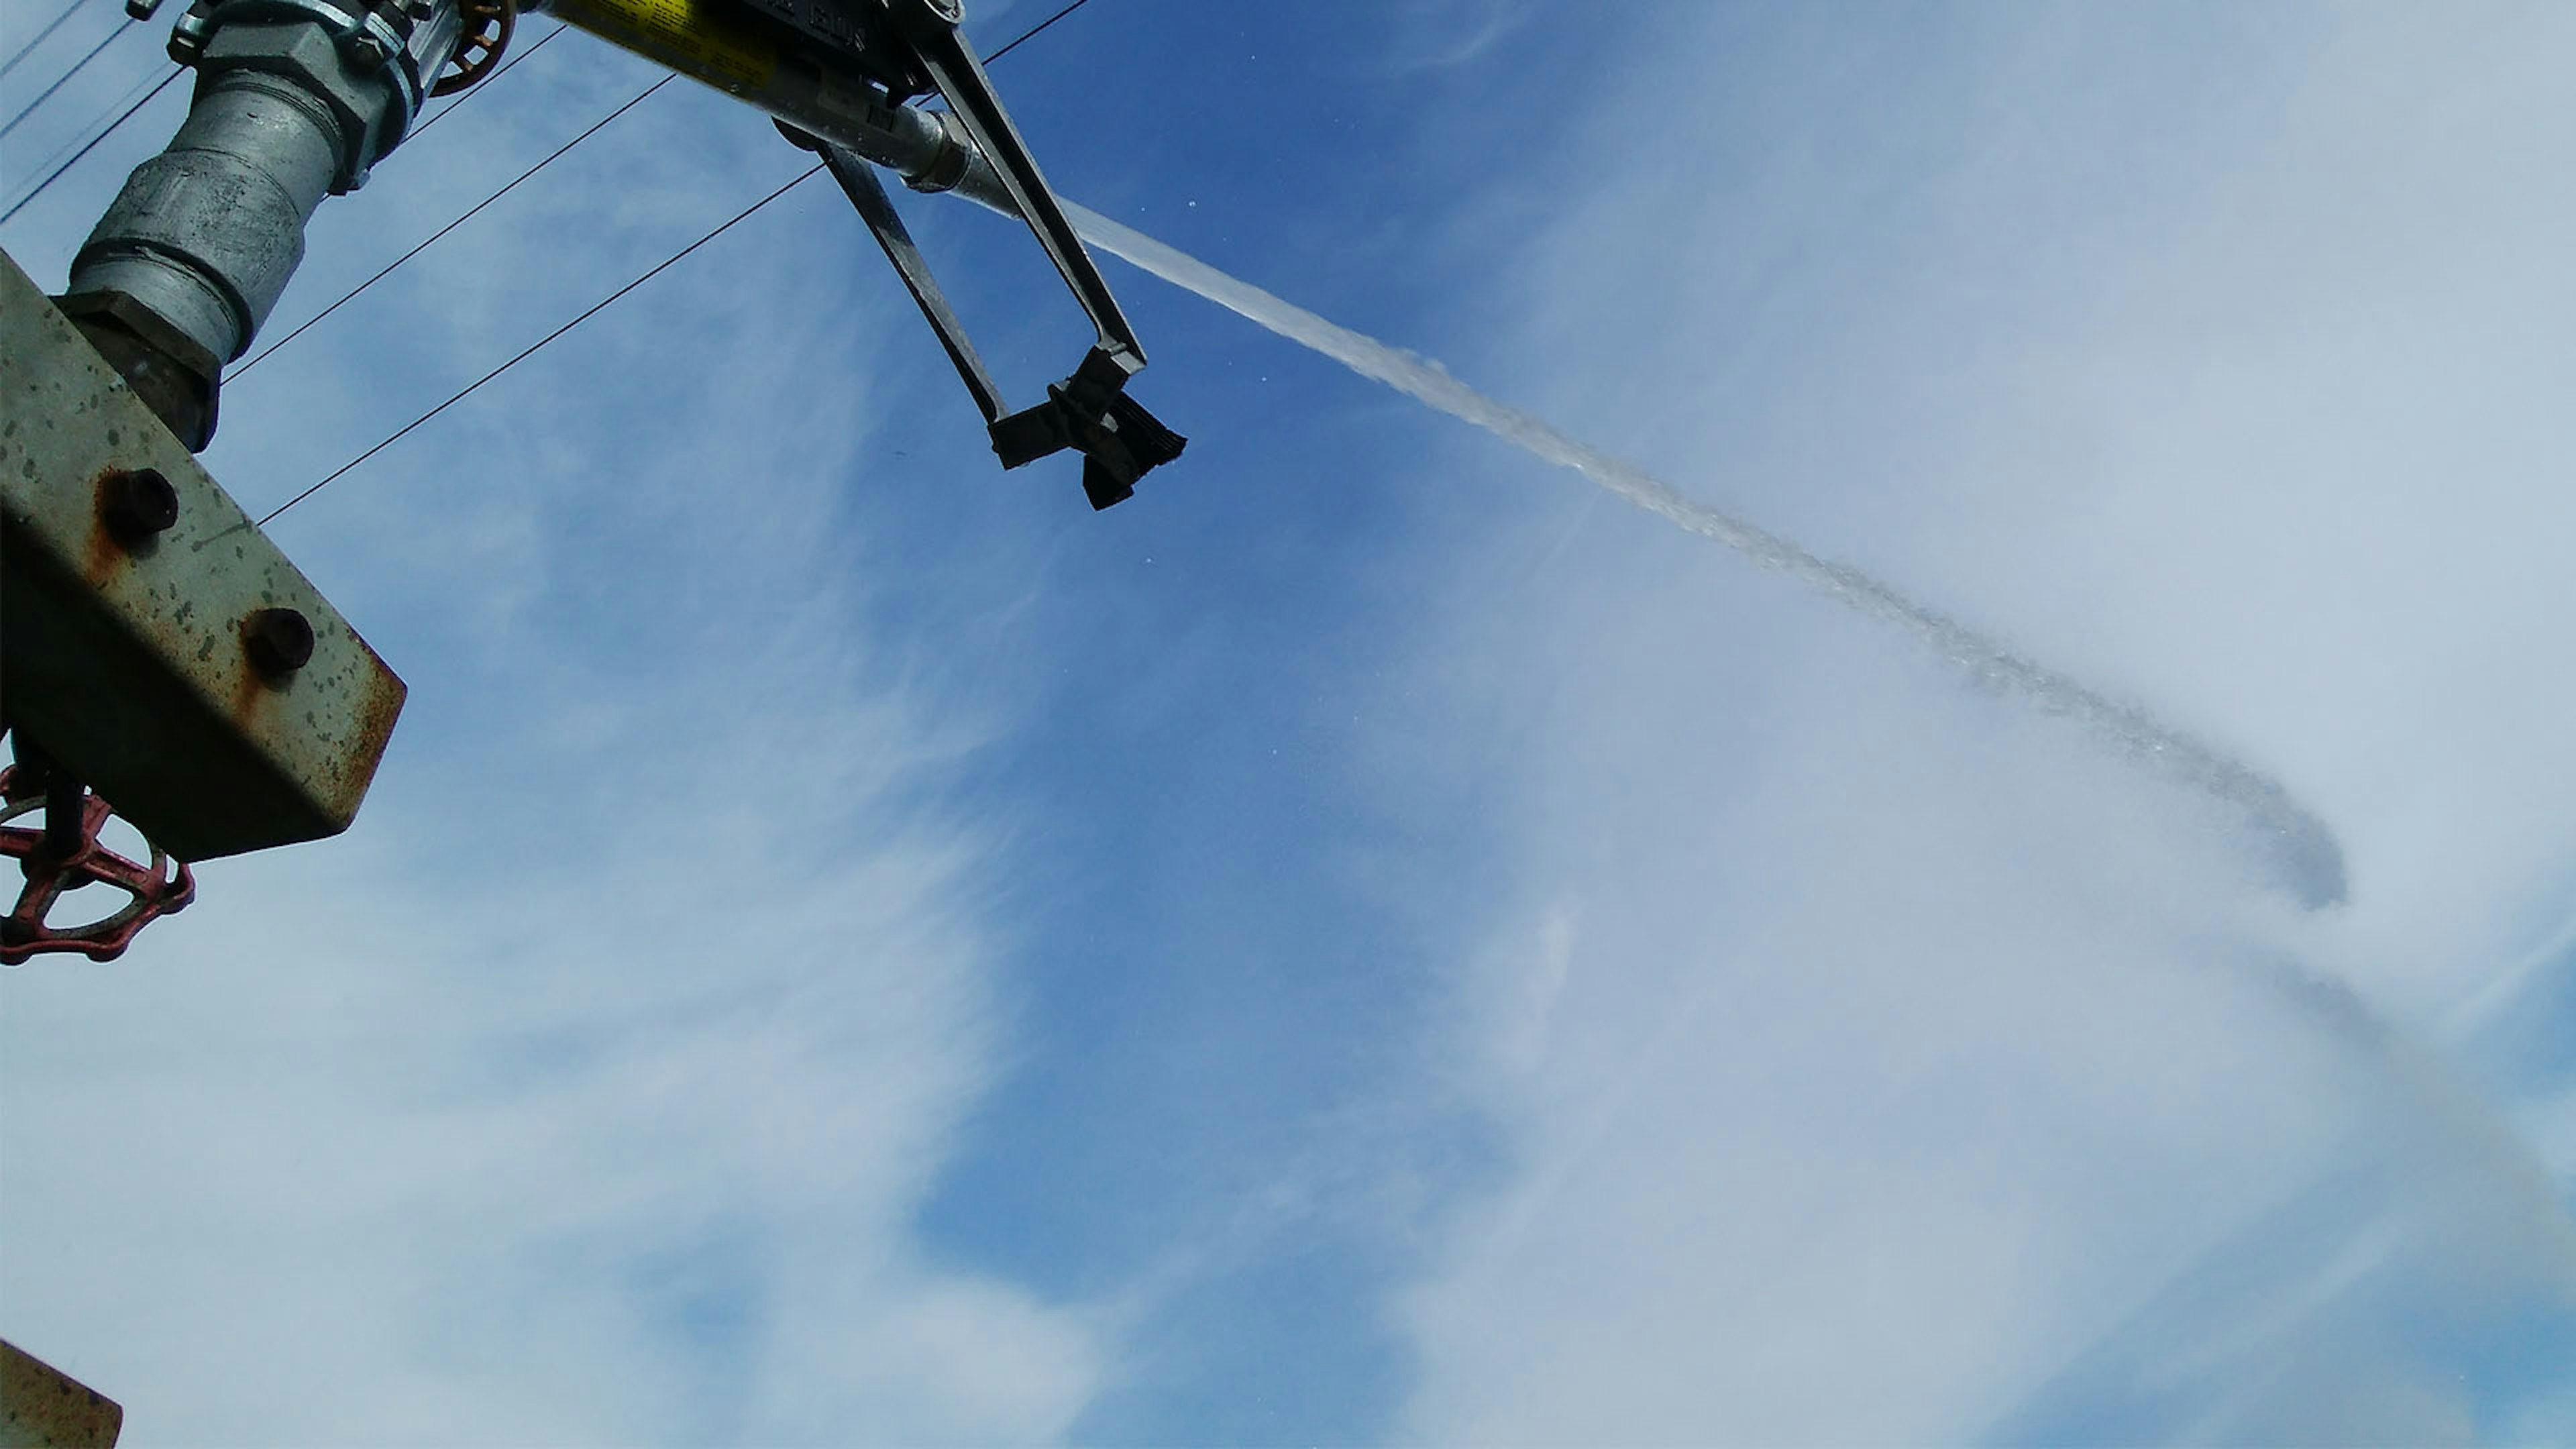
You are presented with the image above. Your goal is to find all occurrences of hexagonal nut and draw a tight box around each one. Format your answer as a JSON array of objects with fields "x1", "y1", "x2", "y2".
[
  {"x1": 197, "y1": 20, "x2": 411, "y2": 191},
  {"x1": 52, "y1": 289, "x2": 224, "y2": 448},
  {"x1": 101, "y1": 468, "x2": 182, "y2": 543},
  {"x1": 52, "y1": 289, "x2": 223, "y2": 380},
  {"x1": 242, "y1": 607, "x2": 317, "y2": 681}
]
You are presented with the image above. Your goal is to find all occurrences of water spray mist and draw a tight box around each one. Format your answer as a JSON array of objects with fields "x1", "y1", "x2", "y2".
[{"x1": 1065, "y1": 203, "x2": 2347, "y2": 910}]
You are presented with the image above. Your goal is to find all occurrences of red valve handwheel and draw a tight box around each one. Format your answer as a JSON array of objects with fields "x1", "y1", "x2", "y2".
[
  {"x1": 431, "y1": 0, "x2": 517, "y2": 97},
  {"x1": 0, "y1": 765, "x2": 194, "y2": 965}
]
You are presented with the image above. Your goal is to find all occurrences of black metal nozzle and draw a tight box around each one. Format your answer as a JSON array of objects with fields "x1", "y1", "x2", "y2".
[
  {"x1": 989, "y1": 384, "x2": 1185, "y2": 510},
  {"x1": 1078, "y1": 388, "x2": 1187, "y2": 510},
  {"x1": 987, "y1": 346, "x2": 1185, "y2": 508}
]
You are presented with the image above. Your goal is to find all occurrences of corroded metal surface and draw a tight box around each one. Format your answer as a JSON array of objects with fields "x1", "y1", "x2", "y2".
[
  {"x1": 0, "y1": 763, "x2": 196, "y2": 965},
  {"x1": 0, "y1": 246, "x2": 405, "y2": 861},
  {"x1": 0, "y1": 1340, "x2": 121, "y2": 1448}
]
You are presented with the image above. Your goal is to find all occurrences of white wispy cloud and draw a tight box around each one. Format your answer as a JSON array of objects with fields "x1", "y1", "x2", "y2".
[
  {"x1": 2, "y1": 46, "x2": 1106, "y2": 1442},
  {"x1": 15, "y1": 3, "x2": 2576, "y2": 1438},
  {"x1": 1375, "y1": 3, "x2": 2576, "y2": 1440}
]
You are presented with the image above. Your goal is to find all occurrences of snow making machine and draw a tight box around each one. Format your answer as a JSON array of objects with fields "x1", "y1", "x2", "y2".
[
  {"x1": 533, "y1": 0, "x2": 1187, "y2": 510},
  {"x1": 3, "y1": 0, "x2": 1175, "y2": 965}
]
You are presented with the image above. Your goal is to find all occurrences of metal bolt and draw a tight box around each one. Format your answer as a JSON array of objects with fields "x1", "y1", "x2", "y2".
[
  {"x1": 168, "y1": 1, "x2": 213, "y2": 60},
  {"x1": 243, "y1": 608, "x2": 315, "y2": 680},
  {"x1": 100, "y1": 468, "x2": 180, "y2": 544}
]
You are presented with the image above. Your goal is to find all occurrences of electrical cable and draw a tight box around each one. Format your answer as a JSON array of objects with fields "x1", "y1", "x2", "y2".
[
  {"x1": 0, "y1": 17, "x2": 556, "y2": 237},
  {"x1": 233, "y1": 72, "x2": 669, "y2": 379},
  {"x1": 259, "y1": 0, "x2": 1104, "y2": 523},
  {"x1": 407, "y1": 19, "x2": 563, "y2": 142},
  {"x1": 259, "y1": 161, "x2": 826, "y2": 525},
  {"x1": 0, "y1": 0, "x2": 85, "y2": 83},
  {"x1": 0, "y1": 16, "x2": 125, "y2": 142},
  {"x1": 0, "y1": 62, "x2": 177, "y2": 228},
  {"x1": 984, "y1": 0, "x2": 1091, "y2": 63},
  {"x1": 240, "y1": 0, "x2": 1077, "y2": 377}
]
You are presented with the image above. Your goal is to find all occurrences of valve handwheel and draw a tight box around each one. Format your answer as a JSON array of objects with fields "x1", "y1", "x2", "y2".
[
  {"x1": 0, "y1": 764, "x2": 194, "y2": 965},
  {"x1": 431, "y1": 0, "x2": 517, "y2": 97}
]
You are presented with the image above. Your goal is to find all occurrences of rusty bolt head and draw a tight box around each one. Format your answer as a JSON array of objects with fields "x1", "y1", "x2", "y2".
[
  {"x1": 101, "y1": 468, "x2": 180, "y2": 543},
  {"x1": 243, "y1": 608, "x2": 315, "y2": 680}
]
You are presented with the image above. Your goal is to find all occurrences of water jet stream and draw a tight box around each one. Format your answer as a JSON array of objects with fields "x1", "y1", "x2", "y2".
[
  {"x1": 1062, "y1": 211, "x2": 2576, "y2": 1401},
  {"x1": 1067, "y1": 203, "x2": 2347, "y2": 908}
]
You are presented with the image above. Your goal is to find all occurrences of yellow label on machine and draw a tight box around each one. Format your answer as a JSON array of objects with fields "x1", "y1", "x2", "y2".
[{"x1": 556, "y1": 0, "x2": 775, "y2": 92}]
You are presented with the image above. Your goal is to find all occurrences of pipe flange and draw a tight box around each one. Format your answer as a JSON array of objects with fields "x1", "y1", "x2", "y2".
[
  {"x1": 195, "y1": 15, "x2": 403, "y2": 189},
  {"x1": 333, "y1": 7, "x2": 408, "y2": 74}
]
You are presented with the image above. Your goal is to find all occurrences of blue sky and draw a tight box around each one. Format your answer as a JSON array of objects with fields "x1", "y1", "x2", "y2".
[{"x1": 7, "y1": 1, "x2": 2576, "y2": 1442}]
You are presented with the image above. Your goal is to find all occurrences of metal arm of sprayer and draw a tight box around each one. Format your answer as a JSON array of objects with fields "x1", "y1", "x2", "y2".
[
  {"x1": 867, "y1": 0, "x2": 1182, "y2": 508},
  {"x1": 873, "y1": 0, "x2": 1141, "y2": 372},
  {"x1": 533, "y1": 0, "x2": 1184, "y2": 506}
]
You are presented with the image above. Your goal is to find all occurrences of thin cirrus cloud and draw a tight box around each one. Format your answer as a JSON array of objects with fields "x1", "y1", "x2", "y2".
[
  {"x1": 0, "y1": 42, "x2": 1108, "y2": 1444},
  {"x1": 7, "y1": 2, "x2": 2576, "y2": 1442},
  {"x1": 1377, "y1": 2, "x2": 2576, "y2": 1441}
]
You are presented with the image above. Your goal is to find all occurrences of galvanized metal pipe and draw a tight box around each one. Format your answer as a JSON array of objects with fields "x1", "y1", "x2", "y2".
[
  {"x1": 60, "y1": 0, "x2": 462, "y2": 445},
  {"x1": 68, "y1": 72, "x2": 346, "y2": 368},
  {"x1": 528, "y1": 0, "x2": 1018, "y2": 214}
]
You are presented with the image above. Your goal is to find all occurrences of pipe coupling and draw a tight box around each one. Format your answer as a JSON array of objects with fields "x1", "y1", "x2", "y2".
[{"x1": 170, "y1": 0, "x2": 462, "y2": 189}]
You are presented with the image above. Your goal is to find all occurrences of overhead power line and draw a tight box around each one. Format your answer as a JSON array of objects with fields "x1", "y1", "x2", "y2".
[
  {"x1": 408, "y1": 19, "x2": 564, "y2": 142},
  {"x1": 313, "y1": 0, "x2": 1075, "y2": 334},
  {"x1": 0, "y1": 20, "x2": 563, "y2": 231},
  {"x1": 984, "y1": 0, "x2": 1092, "y2": 64},
  {"x1": 260, "y1": 162, "x2": 828, "y2": 525},
  {"x1": 0, "y1": 0, "x2": 85, "y2": 83},
  {"x1": 0, "y1": 62, "x2": 178, "y2": 229},
  {"x1": 0, "y1": 17, "x2": 127, "y2": 142},
  {"x1": 234, "y1": 72, "x2": 671, "y2": 378},
  {"x1": 260, "y1": 0, "x2": 1110, "y2": 523}
]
